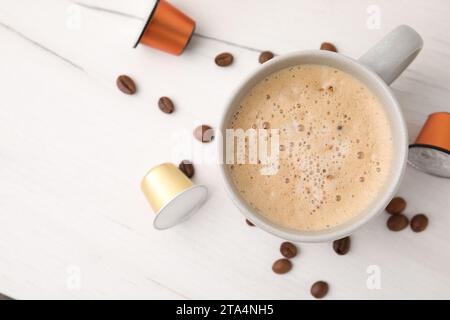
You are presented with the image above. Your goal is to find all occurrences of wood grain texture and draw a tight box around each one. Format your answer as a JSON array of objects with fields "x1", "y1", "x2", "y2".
[{"x1": 0, "y1": 0, "x2": 449, "y2": 299}]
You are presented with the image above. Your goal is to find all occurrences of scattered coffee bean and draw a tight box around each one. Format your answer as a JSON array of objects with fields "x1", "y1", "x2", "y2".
[
  {"x1": 215, "y1": 52, "x2": 234, "y2": 67},
  {"x1": 178, "y1": 160, "x2": 194, "y2": 178},
  {"x1": 158, "y1": 97, "x2": 175, "y2": 114},
  {"x1": 320, "y1": 42, "x2": 337, "y2": 52},
  {"x1": 386, "y1": 197, "x2": 407, "y2": 215},
  {"x1": 272, "y1": 258, "x2": 292, "y2": 274},
  {"x1": 259, "y1": 51, "x2": 274, "y2": 64},
  {"x1": 387, "y1": 214, "x2": 409, "y2": 231},
  {"x1": 333, "y1": 236, "x2": 351, "y2": 255},
  {"x1": 280, "y1": 242, "x2": 298, "y2": 259},
  {"x1": 410, "y1": 214, "x2": 428, "y2": 232},
  {"x1": 116, "y1": 75, "x2": 136, "y2": 95},
  {"x1": 310, "y1": 281, "x2": 329, "y2": 299},
  {"x1": 245, "y1": 219, "x2": 255, "y2": 227},
  {"x1": 262, "y1": 121, "x2": 270, "y2": 129},
  {"x1": 193, "y1": 125, "x2": 214, "y2": 143}
]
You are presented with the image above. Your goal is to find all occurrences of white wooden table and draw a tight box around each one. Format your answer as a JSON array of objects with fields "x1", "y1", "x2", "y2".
[{"x1": 0, "y1": 0, "x2": 449, "y2": 300}]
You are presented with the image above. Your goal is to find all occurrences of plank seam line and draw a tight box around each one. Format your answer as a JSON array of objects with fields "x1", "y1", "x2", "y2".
[
  {"x1": 72, "y1": 1, "x2": 270, "y2": 53},
  {"x1": 0, "y1": 21, "x2": 85, "y2": 72}
]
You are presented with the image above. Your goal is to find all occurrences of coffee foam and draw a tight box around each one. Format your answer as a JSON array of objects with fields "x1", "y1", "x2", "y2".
[{"x1": 228, "y1": 64, "x2": 393, "y2": 231}]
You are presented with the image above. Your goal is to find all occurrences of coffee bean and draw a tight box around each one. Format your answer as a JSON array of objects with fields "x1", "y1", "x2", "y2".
[
  {"x1": 158, "y1": 97, "x2": 175, "y2": 114},
  {"x1": 272, "y1": 258, "x2": 292, "y2": 274},
  {"x1": 193, "y1": 125, "x2": 214, "y2": 143},
  {"x1": 116, "y1": 75, "x2": 136, "y2": 95},
  {"x1": 245, "y1": 219, "x2": 255, "y2": 227},
  {"x1": 386, "y1": 197, "x2": 406, "y2": 215},
  {"x1": 259, "y1": 51, "x2": 274, "y2": 64},
  {"x1": 262, "y1": 121, "x2": 270, "y2": 129},
  {"x1": 387, "y1": 214, "x2": 409, "y2": 231},
  {"x1": 410, "y1": 214, "x2": 428, "y2": 232},
  {"x1": 310, "y1": 281, "x2": 329, "y2": 299},
  {"x1": 280, "y1": 242, "x2": 298, "y2": 259},
  {"x1": 333, "y1": 236, "x2": 351, "y2": 255},
  {"x1": 320, "y1": 42, "x2": 337, "y2": 52},
  {"x1": 178, "y1": 160, "x2": 194, "y2": 178},
  {"x1": 215, "y1": 52, "x2": 234, "y2": 67}
]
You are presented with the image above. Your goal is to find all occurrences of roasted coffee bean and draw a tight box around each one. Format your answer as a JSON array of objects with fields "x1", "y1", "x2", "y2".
[
  {"x1": 259, "y1": 51, "x2": 274, "y2": 64},
  {"x1": 333, "y1": 236, "x2": 351, "y2": 255},
  {"x1": 387, "y1": 214, "x2": 409, "y2": 231},
  {"x1": 410, "y1": 214, "x2": 428, "y2": 232},
  {"x1": 178, "y1": 160, "x2": 194, "y2": 178},
  {"x1": 116, "y1": 75, "x2": 136, "y2": 95},
  {"x1": 320, "y1": 42, "x2": 337, "y2": 52},
  {"x1": 215, "y1": 52, "x2": 234, "y2": 67},
  {"x1": 310, "y1": 281, "x2": 329, "y2": 299},
  {"x1": 386, "y1": 197, "x2": 407, "y2": 215},
  {"x1": 280, "y1": 242, "x2": 298, "y2": 259},
  {"x1": 158, "y1": 97, "x2": 175, "y2": 114},
  {"x1": 193, "y1": 125, "x2": 214, "y2": 143},
  {"x1": 245, "y1": 219, "x2": 255, "y2": 227},
  {"x1": 272, "y1": 258, "x2": 292, "y2": 274}
]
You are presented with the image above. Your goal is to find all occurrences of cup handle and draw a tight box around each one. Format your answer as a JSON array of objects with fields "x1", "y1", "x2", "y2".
[{"x1": 359, "y1": 25, "x2": 423, "y2": 85}]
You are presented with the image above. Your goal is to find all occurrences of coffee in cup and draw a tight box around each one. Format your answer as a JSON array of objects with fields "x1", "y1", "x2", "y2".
[{"x1": 227, "y1": 64, "x2": 393, "y2": 231}]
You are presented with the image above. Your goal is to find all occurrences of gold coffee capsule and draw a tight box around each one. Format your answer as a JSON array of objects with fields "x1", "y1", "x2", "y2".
[{"x1": 141, "y1": 163, "x2": 208, "y2": 229}]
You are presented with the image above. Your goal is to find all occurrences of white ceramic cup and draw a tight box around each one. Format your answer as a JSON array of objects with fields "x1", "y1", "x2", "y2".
[{"x1": 218, "y1": 25, "x2": 423, "y2": 242}]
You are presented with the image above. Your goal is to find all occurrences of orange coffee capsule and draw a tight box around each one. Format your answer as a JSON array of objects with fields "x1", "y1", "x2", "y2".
[
  {"x1": 134, "y1": 0, "x2": 196, "y2": 56},
  {"x1": 408, "y1": 112, "x2": 450, "y2": 178}
]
